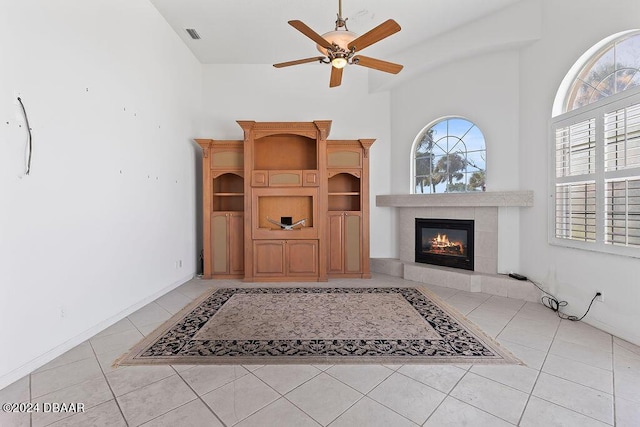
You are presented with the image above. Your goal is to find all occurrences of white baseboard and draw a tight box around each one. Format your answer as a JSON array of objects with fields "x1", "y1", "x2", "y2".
[{"x1": 0, "y1": 273, "x2": 195, "y2": 391}]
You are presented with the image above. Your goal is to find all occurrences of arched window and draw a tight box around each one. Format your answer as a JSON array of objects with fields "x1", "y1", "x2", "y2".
[
  {"x1": 412, "y1": 117, "x2": 486, "y2": 194},
  {"x1": 551, "y1": 31, "x2": 640, "y2": 256},
  {"x1": 564, "y1": 31, "x2": 640, "y2": 113}
]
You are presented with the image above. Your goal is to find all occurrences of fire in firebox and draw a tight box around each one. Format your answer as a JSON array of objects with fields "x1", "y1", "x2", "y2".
[
  {"x1": 415, "y1": 218, "x2": 474, "y2": 271},
  {"x1": 426, "y1": 233, "x2": 465, "y2": 256}
]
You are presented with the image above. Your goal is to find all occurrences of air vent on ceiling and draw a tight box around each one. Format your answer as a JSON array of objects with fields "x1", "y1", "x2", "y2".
[{"x1": 186, "y1": 29, "x2": 201, "y2": 40}]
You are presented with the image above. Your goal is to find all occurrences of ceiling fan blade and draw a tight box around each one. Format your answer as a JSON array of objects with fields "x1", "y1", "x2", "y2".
[
  {"x1": 289, "y1": 20, "x2": 333, "y2": 50},
  {"x1": 354, "y1": 55, "x2": 403, "y2": 74},
  {"x1": 347, "y1": 19, "x2": 401, "y2": 52},
  {"x1": 329, "y1": 66, "x2": 343, "y2": 88},
  {"x1": 273, "y1": 56, "x2": 325, "y2": 68}
]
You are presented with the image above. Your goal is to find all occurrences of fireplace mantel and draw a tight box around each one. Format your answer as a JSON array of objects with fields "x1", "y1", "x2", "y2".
[
  {"x1": 371, "y1": 190, "x2": 540, "y2": 301},
  {"x1": 376, "y1": 191, "x2": 533, "y2": 208}
]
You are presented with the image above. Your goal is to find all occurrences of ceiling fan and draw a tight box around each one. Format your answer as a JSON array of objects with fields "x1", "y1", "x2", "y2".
[{"x1": 273, "y1": 0, "x2": 403, "y2": 88}]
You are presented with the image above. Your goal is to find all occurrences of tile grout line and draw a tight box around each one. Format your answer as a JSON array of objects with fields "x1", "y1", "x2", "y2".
[
  {"x1": 610, "y1": 334, "x2": 617, "y2": 426},
  {"x1": 12, "y1": 275, "x2": 630, "y2": 426},
  {"x1": 28, "y1": 343, "x2": 97, "y2": 376},
  {"x1": 419, "y1": 371, "x2": 460, "y2": 427},
  {"x1": 126, "y1": 303, "x2": 174, "y2": 336},
  {"x1": 514, "y1": 309, "x2": 562, "y2": 427},
  {"x1": 357, "y1": 369, "x2": 439, "y2": 426},
  {"x1": 252, "y1": 367, "x2": 326, "y2": 424},
  {"x1": 418, "y1": 295, "x2": 528, "y2": 425},
  {"x1": 172, "y1": 366, "x2": 228, "y2": 427},
  {"x1": 419, "y1": 369, "x2": 517, "y2": 427},
  {"x1": 529, "y1": 395, "x2": 615, "y2": 426},
  {"x1": 536, "y1": 368, "x2": 615, "y2": 395},
  {"x1": 88, "y1": 340, "x2": 130, "y2": 427},
  {"x1": 29, "y1": 373, "x2": 32, "y2": 427},
  {"x1": 323, "y1": 366, "x2": 419, "y2": 426},
  {"x1": 231, "y1": 369, "x2": 273, "y2": 425}
]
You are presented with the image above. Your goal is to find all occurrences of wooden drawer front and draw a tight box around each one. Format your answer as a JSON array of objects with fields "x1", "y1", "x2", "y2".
[
  {"x1": 328, "y1": 151, "x2": 361, "y2": 168},
  {"x1": 269, "y1": 170, "x2": 302, "y2": 186},
  {"x1": 303, "y1": 170, "x2": 319, "y2": 187},
  {"x1": 251, "y1": 171, "x2": 268, "y2": 187}
]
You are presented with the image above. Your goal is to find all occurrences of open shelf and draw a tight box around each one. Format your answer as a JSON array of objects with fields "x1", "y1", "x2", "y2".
[
  {"x1": 254, "y1": 134, "x2": 317, "y2": 170},
  {"x1": 328, "y1": 173, "x2": 360, "y2": 193},
  {"x1": 328, "y1": 173, "x2": 361, "y2": 212},
  {"x1": 329, "y1": 195, "x2": 361, "y2": 212},
  {"x1": 257, "y1": 195, "x2": 314, "y2": 229},
  {"x1": 213, "y1": 195, "x2": 243, "y2": 212},
  {"x1": 213, "y1": 173, "x2": 243, "y2": 193},
  {"x1": 213, "y1": 173, "x2": 244, "y2": 212}
]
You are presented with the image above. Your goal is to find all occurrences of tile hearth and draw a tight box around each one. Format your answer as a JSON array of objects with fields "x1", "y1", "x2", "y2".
[
  {"x1": 1, "y1": 273, "x2": 637, "y2": 426},
  {"x1": 375, "y1": 191, "x2": 537, "y2": 300}
]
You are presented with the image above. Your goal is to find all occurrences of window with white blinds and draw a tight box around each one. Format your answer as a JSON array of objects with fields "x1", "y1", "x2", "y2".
[
  {"x1": 555, "y1": 119, "x2": 596, "y2": 178},
  {"x1": 555, "y1": 182, "x2": 596, "y2": 242},
  {"x1": 552, "y1": 31, "x2": 640, "y2": 257},
  {"x1": 604, "y1": 103, "x2": 640, "y2": 172},
  {"x1": 605, "y1": 178, "x2": 640, "y2": 247},
  {"x1": 551, "y1": 92, "x2": 640, "y2": 256}
]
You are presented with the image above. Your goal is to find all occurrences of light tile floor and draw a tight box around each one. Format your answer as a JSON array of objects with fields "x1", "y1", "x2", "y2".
[{"x1": 1, "y1": 273, "x2": 639, "y2": 427}]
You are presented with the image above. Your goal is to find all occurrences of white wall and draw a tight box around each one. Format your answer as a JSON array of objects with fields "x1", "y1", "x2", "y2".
[
  {"x1": 201, "y1": 64, "x2": 392, "y2": 257},
  {"x1": 388, "y1": 49, "x2": 522, "y2": 271},
  {"x1": 518, "y1": 0, "x2": 640, "y2": 345},
  {"x1": 0, "y1": 0, "x2": 202, "y2": 388},
  {"x1": 390, "y1": 0, "x2": 640, "y2": 343},
  {"x1": 388, "y1": 0, "x2": 640, "y2": 345}
]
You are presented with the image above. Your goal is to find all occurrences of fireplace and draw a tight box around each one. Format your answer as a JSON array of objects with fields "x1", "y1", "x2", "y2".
[{"x1": 415, "y1": 218, "x2": 474, "y2": 271}]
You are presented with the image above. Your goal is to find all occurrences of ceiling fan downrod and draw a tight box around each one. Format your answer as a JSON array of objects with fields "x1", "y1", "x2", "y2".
[{"x1": 335, "y1": 0, "x2": 349, "y2": 31}]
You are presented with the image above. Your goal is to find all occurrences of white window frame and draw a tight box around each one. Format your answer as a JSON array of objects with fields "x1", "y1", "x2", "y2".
[
  {"x1": 549, "y1": 85, "x2": 640, "y2": 258},
  {"x1": 410, "y1": 116, "x2": 486, "y2": 194}
]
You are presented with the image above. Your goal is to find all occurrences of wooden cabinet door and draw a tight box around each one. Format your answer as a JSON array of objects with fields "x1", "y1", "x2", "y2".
[
  {"x1": 253, "y1": 239, "x2": 318, "y2": 278},
  {"x1": 344, "y1": 213, "x2": 362, "y2": 274},
  {"x1": 326, "y1": 212, "x2": 362, "y2": 275},
  {"x1": 211, "y1": 213, "x2": 229, "y2": 274},
  {"x1": 212, "y1": 213, "x2": 244, "y2": 276},
  {"x1": 327, "y1": 213, "x2": 344, "y2": 273},
  {"x1": 287, "y1": 240, "x2": 318, "y2": 276},
  {"x1": 228, "y1": 213, "x2": 244, "y2": 275},
  {"x1": 253, "y1": 241, "x2": 286, "y2": 277}
]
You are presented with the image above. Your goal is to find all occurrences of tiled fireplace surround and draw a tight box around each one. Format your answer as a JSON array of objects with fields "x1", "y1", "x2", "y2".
[{"x1": 373, "y1": 191, "x2": 541, "y2": 302}]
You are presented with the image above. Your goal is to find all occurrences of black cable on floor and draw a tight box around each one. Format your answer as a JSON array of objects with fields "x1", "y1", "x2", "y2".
[
  {"x1": 526, "y1": 278, "x2": 598, "y2": 321},
  {"x1": 499, "y1": 273, "x2": 599, "y2": 321}
]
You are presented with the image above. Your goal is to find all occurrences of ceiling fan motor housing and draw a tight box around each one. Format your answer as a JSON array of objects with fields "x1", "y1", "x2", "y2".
[{"x1": 316, "y1": 30, "x2": 358, "y2": 56}]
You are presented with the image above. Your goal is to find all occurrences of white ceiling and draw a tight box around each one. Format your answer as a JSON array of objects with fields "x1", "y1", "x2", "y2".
[{"x1": 149, "y1": 0, "x2": 522, "y2": 65}]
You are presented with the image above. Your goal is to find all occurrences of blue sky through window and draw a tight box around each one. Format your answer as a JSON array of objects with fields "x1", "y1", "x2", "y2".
[{"x1": 414, "y1": 117, "x2": 486, "y2": 194}]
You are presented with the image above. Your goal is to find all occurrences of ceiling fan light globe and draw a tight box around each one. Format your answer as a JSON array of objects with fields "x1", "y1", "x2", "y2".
[
  {"x1": 316, "y1": 30, "x2": 358, "y2": 55},
  {"x1": 331, "y1": 57, "x2": 348, "y2": 69}
]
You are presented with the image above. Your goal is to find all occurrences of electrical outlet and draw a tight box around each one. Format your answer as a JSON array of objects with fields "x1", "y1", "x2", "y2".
[{"x1": 595, "y1": 292, "x2": 603, "y2": 302}]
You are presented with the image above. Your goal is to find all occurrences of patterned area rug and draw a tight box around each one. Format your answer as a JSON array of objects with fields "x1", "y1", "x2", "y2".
[{"x1": 117, "y1": 287, "x2": 521, "y2": 366}]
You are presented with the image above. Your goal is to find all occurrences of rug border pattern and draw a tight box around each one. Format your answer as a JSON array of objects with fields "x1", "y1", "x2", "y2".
[{"x1": 116, "y1": 286, "x2": 521, "y2": 366}]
